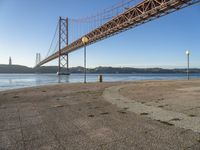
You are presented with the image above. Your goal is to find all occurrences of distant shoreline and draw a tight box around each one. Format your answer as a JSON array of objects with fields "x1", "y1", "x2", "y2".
[
  {"x1": 0, "y1": 64, "x2": 200, "y2": 74},
  {"x1": 0, "y1": 72, "x2": 200, "y2": 74}
]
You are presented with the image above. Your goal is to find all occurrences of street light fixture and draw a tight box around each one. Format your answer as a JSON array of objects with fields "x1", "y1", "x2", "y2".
[
  {"x1": 82, "y1": 36, "x2": 89, "y2": 83},
  {"x1": 185, "y1": 50, "x2": 190, "y2": 80}
]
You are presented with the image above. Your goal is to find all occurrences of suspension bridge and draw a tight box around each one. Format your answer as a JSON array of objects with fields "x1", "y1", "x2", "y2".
[{"x1": 35, "y1": 0, "x2": 200, "y2": 75}]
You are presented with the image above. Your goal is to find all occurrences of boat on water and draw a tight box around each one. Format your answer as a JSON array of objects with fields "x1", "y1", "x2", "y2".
[{"x1": 57, "y1": 72, "x2": 70, "y2": 75}]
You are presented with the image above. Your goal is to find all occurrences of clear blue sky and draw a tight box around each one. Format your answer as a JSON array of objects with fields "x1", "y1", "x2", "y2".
[{"x1": 0, "y1": 0, "x2": 200, "y2": 68}]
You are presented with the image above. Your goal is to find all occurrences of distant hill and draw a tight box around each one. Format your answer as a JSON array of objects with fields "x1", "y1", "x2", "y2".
[
  {"x1": 0, "y1": 64, "x2": 32, "y2": 73},
  {"x1": 33, "y1": 66, "x2": 58, "y2": 73},
  {"x1": 0, "y1": 64, "x2": 200, "y2": 74}
]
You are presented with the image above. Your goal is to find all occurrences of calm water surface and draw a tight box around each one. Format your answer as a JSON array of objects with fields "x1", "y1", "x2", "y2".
[{"x1": 0, "y1": 73, "x2": 200, "y2": 91}]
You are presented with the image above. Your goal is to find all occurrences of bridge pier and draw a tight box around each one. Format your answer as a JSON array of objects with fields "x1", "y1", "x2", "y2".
[{"x1": 57, "y1": 17, "x2": 70, "y2": 75}]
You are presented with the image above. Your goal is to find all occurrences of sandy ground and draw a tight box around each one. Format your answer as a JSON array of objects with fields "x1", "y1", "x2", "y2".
[{"x1": 0, "y1": 80, "x2": 200, "y2": 150}]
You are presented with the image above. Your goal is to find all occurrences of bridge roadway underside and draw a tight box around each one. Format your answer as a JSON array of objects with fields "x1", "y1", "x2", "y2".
[{"x1": 37, "y1": 0, "x2": 200, "y2": 67}]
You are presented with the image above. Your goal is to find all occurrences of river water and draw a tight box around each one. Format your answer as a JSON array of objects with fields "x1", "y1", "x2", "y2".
[{"x1": 0, "y1": 73, "x2": 200, "y2": 91}]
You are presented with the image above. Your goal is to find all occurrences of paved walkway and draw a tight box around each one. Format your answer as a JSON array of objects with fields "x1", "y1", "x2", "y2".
[
  {"x1": 0, "y1": 82, "x2": 200, "y2": 149},
  {"x1": 103, "y1": 84, "x2": 200, "y2": 133}
]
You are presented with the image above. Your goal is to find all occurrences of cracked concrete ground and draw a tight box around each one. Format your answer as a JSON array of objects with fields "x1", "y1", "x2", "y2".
[{"x1": 0, "y1": 81, "x2": 200, "y2": 150}]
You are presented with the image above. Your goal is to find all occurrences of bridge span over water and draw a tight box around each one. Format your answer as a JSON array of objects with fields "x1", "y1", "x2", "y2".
[{"x1": 36, "y1": 0, "x2": 200, "y2": 75}]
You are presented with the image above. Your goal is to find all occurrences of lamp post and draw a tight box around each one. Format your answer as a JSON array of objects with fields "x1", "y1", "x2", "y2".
[
  {"x1": 186, "y1": 50, "x2": 190, "y2": 80},
  {"x1": 82, "y1": 36, "x2": 89, "y2": 83}
]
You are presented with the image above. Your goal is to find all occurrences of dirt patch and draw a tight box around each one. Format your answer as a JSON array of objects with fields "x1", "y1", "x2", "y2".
[
  {"x1": 117, "y1": 110, "x2": 127, "y2": 114},
  {"x1": 197, "y1": 138, "x2": 200, "y2": 143},
  {"x1": 100, "y1": 112, "x2": 109, "y2": 115},
  {"x1": 88, "y1": 114, "x2": 95, "y2": 118},
  {"x1": 123, "y1": 107, "x2": 129, "y2": 110},
  {"x1": 170, "y1": 118, "x2": 181, "y2": 121},
  {"x1": 188, "y1": 114, "x2": 196, "y2": 117},
  {"x1": 158, "y1": 120, "x2": 174, "y2": 126},
  {"x1": 140, "y1": 112, "x2": 149, "y2": 116},
  {"x1": 13, "y1": 95, "x2": 19, "y2": 98}
]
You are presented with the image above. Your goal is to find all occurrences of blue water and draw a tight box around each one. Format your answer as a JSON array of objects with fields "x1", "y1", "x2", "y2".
[{"x1": 0, "y1": 73, "x2": 200, "y2": 91}]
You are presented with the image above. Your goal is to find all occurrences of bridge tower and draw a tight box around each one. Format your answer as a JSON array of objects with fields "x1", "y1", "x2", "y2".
[
  {"x1": 57, "y1": 17, "x2": 69, "y2": 75},
  {"x1": 35, "y1": 53, "x2": 41, "y2": 66}
]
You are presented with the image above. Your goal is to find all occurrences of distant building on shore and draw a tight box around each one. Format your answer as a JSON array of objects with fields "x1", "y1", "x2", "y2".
[{"x1": 9, "y1": 57, "x2": 12, "y2": 65}]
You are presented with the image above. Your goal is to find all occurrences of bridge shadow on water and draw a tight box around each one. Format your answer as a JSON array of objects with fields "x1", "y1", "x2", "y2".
[{"x1": 58, "y1": 75, "x2": 69, "y2": 83}]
